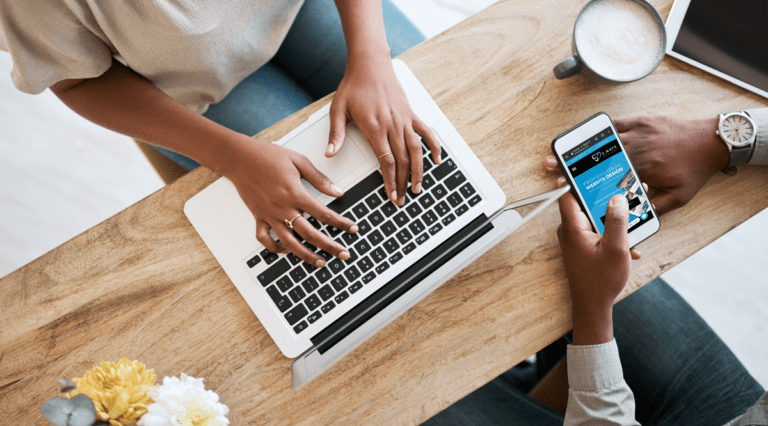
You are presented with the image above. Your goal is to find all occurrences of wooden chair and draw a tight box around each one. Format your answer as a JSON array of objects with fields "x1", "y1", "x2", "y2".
[{"x1": 134, "y1": 140, "x2": 189, "y2": 185}]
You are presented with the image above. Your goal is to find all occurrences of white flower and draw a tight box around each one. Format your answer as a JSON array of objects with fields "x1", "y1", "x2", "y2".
[{"x1": 138, "y1": 373, "x2": 229, "y2": 426}]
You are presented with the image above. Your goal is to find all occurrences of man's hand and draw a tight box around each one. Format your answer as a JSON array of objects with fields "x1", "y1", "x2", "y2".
[
  {"x1": 557, "y1": 183, "x2": 640, "y2": 345},
  {"x1": 545, "y1": 116, "x2": 730, "y2": 215}
]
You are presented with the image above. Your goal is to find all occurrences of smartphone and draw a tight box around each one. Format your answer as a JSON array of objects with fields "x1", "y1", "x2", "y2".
[{"x1": 551, "y1": 112, "x2": 660, "y2": 247}]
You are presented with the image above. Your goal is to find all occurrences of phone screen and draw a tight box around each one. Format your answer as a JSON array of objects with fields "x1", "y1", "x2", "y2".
[{"x1": 561, "y1": 126, "x2": 654, "y2": 234}]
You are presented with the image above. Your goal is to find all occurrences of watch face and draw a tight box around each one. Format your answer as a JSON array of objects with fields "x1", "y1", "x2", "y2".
[{"x1": 722, "y1": 114, "x2": 755, "y2": 145}]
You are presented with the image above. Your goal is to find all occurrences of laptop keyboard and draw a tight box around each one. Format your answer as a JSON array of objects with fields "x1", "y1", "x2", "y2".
[{"x1": 245, "y1": 142, "x2": 483, "y2": 335}]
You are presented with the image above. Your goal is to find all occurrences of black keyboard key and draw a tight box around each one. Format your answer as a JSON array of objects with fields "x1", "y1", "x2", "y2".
[
  {"x1": 368, "y1": 229, "x2": 384, "y2": 246},
  {"x1": 303, "y1": 241, "x2": 317, "y2": 252},
  {"x1": 468, "y1": 194, "x2": 482, "y2": 207},
  {"x1": 432, "y1": 184, "x2": 448, "y2": 200},
  {"x1": 375, "y1": 262, "x2": 390, "y2": 274},
  {"x1": 409, "y1": 218, "x2": 426, "y2": 235},
  {"x1": 369, "y1": 210, "x2": 385, "y2": 227},
  {"x1": 422, "y1": 210, "x2": 438, "y2": 226},
  {"x1": 247, "y1": 255, "x2": 261, "y2": 268},
  {"x1": 287, "y1": 253, "x2": 301, "y2": 265},
  {"x1": 321, "y1": 301, "x2": 335, "y2": 314},
  {"x1": 441, "y1": 147, "x2": 449, "y2": 160},
  {"x1": 381, "y1": 202, "x2": 398, "y2": 217},
  {"x1": 327, "y1": 171, "x2": 384, "y2": 214},
  {"x1": 429, "y1": 223, "x2": 443, "y2": 235},
  {"x1": 365, "y1": 193, "x2": 382, "y2": 211},
  {"x1": 383, "y1": 238, "x2": 400, "y2": 254},
  {"x1": 389, "y1": 252, "x2": 404, "y2": 264},
  {"x1": 432, "y1": 159, "x2": 457, "y2": 181},
  {"x1": 344, "y1": 265, "x2": 361, "y2": 282},
  {"x1": 445, "y1": 170, "x2": 467, "y2": 191},
  {"x1": 343, "y1": 212, "x2": 356, "y2": 223},
  {"x1": 349, "y1": 282, "x2": 363, "y2": 294},
  {"x1": 316, "y1": 268, "x2": 332, "y2": 284},
  {"x1": 334, "y1": 291, "x2": 350, "y2": 305},
  {"x1": 264, "y1": 252, "x2": 279, "y2": 265},
  {"x1": 396, "y1": 229, "x2": 413, "y2": 245},
  {"x1": 381, "y1": 220, "x2": 397, "y2": 236},
  {"x1": 293, "y1": 320, "x2": 308, "y2": 334},
  {"x1": 328, "y1": 258, "x2": 346, "y2": 274},
  {"x1": 354, "y1": 239, "x2": 372, "y2": 256},
  {"x1": 276, "y1": 276, "x2": 293, "y2": 293},
  {"x1": 266, "y1": 285, "x2": 286, "y2": 308},
  {"x1": 260, "y1": 248, "x2": 272, "y2": 259},
  {"x1": 406, "y1": 203, "x2": 423, "y2": 218},
  {"x1": 326, "y1": 226, "x2": 342, "y2": 237},
  {"x1": 342, "y1": 231, "x2": 359, "y2": 245},
  {"x1": 305, "y1": 294, "x2": 321, "y2": 310},
  {"x1": 288, "y1": 286, "x2": 306, "y2": 303},
  {"x1": 307, "y1": 311, "x2": 322, "y2": 324},
  {"x1": 302, "y1": 276, "x2": 319, "y2": 294},
  {"x1": 434, "y1": 201, "x2": 451, "y2": 217},
  {"x1": 456, "y1": 204, "x2": 469, "y2": 216},
  {"x1": 442, "y1": 213, "x2": 456, "y2": 226},
  {"x1": 358, "y1": 256, "x2": 374, "y2": 273},
  {"x1": 418, "y1": 193, "x2": 436, "y2": 209},
  {"x1": 331, "y1": 276, "x2": 348, "y2": 292},
  {"x1": 423, "y1": 157, "x2": 433, "y2": 173},
  {"x1": 346, "y1": 248, "x2": 358, "y2": 264},
  {"x1": 460, "y1": 183, "x2": 476, "y2": 198},
  {"x1": 357, "y1": 219, "x2": 372, "y2": 236},
  {"x1": 318, "y1": 284, "x2": 335, "y2": 301},
  {"x1": 317, "y1": 250, "x2": 333, "y2": 261},
  {"x1": 377, "y1": 186, "x2": 388, "y2": 202},
  {"x1": 422, "y1": 174, "x2": 436, "y2": 190},
  {"x1": 307, "y1": 216, "x2": 322, "y2": 229},
  {"x1": 352, "y1": 202, "x2": 369, "y2": 218},
  {"x1": 290, "y1": 267, "x2": 307, "y2": 283},
  {"x1": 393, "y1": 211, "x2": 410, "y2": 228},
  {"x1": 447, "y1": 192, "x2": 463, "y2": 208},
  {"x1": 402, "y1": 242, "x2": 417, "y2": 255},
  {"x1": 371, "y1": 247, "x2": 387, "y2": 263},
  {"x1": 362, "y1": 272, "x2": 376, "y2": 284},
  {"x1": 303, "y1": 262, "x2": 317, "y2": 274},
  {"x1": 285, "y1": 303, "x2": 307, "y2": 325},
  {"x1": 416, "y1": 233, "x2": 430, "y2": 245}
]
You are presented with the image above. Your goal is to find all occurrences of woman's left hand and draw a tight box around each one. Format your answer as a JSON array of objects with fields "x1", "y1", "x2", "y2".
[{"x1": 327, "y1": 52, "x2": 441, "y2": 206}]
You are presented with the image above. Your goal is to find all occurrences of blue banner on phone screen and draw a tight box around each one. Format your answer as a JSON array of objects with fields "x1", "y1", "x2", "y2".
[{"x1": 563, "y1": 128, "x2": 654, "y2": 234}]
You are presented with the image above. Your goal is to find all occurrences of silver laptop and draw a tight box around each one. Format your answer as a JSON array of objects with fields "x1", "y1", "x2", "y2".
[{"x1": 184, "y1": 60, "x2": 568, "y2": 387}]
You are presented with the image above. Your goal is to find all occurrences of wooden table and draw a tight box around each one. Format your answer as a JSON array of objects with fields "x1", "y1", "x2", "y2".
[{"x1": 2, "y1": 0, "x2": 767, "y2": 423}]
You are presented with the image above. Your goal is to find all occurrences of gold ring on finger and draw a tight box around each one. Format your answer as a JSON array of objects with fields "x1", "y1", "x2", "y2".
[
  {"x1": 284, "y1": 213, "x2": 303, "y2": 230},
  {"x1": 378, "y1": 151, "x2": 393, "y2": 159}
]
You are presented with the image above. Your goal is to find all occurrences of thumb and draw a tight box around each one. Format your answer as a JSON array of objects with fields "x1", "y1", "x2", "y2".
[
  {"x1": 601, "y1": 194, "x2": 629, "y2": 255},
  {"x1": 327, "y1": 101, "x2": 347, "y2": 157},
  {"x1": 296, "y1": 156, "x2": 344, "y2": 198}
]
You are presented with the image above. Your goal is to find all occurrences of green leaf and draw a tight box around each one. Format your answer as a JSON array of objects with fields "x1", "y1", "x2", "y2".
[{"x1": 41, "y1": 397, "x2": 74, "y2": 426}]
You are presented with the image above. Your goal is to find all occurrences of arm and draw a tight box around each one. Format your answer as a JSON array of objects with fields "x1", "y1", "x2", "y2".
[
  {"x1": 51, "y1": 60, "x2": 357, "y2": 267},
  {"x1": 554, "y1": 181, "x2": 641, "y2": 425},
  {"x1": 331, "y1": 0, "x2": 441, "y2": 206}
]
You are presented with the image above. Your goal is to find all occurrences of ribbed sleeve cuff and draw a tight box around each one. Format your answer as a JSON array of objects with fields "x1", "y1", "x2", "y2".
[
  {"x1": 566, "y1": 339, "x2": 625, "y2": 391},
  {"x1": 747, "y1": 108, "x2": 768, "y2": 166}
]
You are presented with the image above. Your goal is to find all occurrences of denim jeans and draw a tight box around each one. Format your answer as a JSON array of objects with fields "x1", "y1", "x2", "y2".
[
  {"x1": 422, "y1": 278, "x2": 765, "y2": 425},
  {"x1": 154, "y1": 0, "x2": 425, "y2": 170}
]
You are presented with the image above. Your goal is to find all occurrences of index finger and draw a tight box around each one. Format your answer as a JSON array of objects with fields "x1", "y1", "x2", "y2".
[
  {"x1": 613, "y1": 117, "x2": 640, "y2": 133},
  {"x1": 558, "y1": 191, "x2": 593, "y2": 235},
  {"x1": 413, "y1": 119, "x2": 442, "y2": 165}
]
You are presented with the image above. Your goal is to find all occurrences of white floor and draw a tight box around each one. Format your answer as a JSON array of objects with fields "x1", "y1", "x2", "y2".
[{"x1": 1, "y1": 0, "x2": 766, "y2": 390}]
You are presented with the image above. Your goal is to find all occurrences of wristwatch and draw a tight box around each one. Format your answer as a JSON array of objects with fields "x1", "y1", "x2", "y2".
[{"x1": 716, "y1": 111, "x2": 757, "y2": 168}]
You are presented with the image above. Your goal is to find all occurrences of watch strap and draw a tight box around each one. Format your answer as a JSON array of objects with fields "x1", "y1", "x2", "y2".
[{"x1": 728, "y1": 144, "x2": 752, "y2": 167}]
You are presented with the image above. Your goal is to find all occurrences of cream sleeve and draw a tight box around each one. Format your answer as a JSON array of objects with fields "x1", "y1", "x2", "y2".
[{"x1": 0, "y1": 0, "x2": 113, "y2": 94}]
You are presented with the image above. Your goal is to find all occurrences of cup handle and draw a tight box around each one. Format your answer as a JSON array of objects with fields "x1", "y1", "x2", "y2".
[{"x1": 553, "y1": 55, "x2": 583, "y2": 79}]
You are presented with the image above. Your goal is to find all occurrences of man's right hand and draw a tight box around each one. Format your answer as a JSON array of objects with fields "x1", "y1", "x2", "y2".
[{"x1": 224, "y1": 136, "x2": 358, "y2": 267}]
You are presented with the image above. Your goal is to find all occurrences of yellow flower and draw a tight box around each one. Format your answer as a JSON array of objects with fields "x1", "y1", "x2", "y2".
[{"x1": 69, "y1": 358, "x2": 156, "y2": 426}]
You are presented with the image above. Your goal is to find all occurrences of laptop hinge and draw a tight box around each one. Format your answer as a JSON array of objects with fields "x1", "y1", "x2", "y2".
[{"x1": 310, "y1": 214, "x2": 493, "y2": 354}]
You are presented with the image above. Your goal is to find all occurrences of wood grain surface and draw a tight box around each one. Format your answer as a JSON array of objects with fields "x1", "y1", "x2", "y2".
[{"x1": 2, "y1": 0, "x2": 767, "y2": 423}]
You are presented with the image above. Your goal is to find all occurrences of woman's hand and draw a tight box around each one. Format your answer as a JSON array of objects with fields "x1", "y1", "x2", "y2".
[
  {"x1": 223, "y1": 135, "x2": 358, "y2": 267},
  {"x1": 327, "y1": 52, "x2": 441, "y2": 206}
]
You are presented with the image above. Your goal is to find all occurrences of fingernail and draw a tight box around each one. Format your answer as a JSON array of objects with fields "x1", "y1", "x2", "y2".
[
  {"x1": 331, "y1": 184, "x2": 343, "y2": 195},
  {"x1": 314, "y1": 259, "x2": 326, "y2": 268},
  {"x1": 557, "y1": 176, "x2": 566, "y2": 186},
  {"x1": 350, "y1": 224, "x2": 359, "y2": 233},
  {"x1": 280, "y1": 250, "x2": 289, "y2": 255},
  {"x1": 436, "y1": 156, "x2": 442, "y2": 164},
  {"x1": 339, "y1": 251, "x2": 350, "y2": 261},
  {"x1": 390, "y1": 190, "x2": 397, "y2": 203},
  {"x1": 326, "y1": 143, "x2": 335, "y2": 156},
  {"x1": 609, "y1": 194, "x2": 628, "y2": 209},
  {"x1": 413, "y1": 182, "x2": 422, "y2": 193},
  {"x1": 545, "y1": 156, "x2": 557, "y2": 169},
  {"x1": 398, "y1": 195, "x2": 405, "y2": 206}
]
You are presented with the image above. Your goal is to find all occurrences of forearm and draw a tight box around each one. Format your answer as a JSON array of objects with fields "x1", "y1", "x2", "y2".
[
  {"x1": 334, "y1": 0, "x2": 391, "y2": 62},
  {"x1": 50, "y1": 60, "x2": 251, "y2": 176}
]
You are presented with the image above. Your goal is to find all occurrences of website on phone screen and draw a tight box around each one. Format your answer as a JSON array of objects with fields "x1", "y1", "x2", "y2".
[{"x1": 563, "y1": 127, "x2": 654, "y2": 234}]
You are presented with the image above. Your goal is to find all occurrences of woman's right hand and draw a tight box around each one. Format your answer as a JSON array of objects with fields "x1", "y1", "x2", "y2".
[{"x1": 222, "y1": 136, "x2": 358, "y2": 267}]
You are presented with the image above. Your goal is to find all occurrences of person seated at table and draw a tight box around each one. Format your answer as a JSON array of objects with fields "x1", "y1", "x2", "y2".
[
  {"x1": 0, "y1": 0, "x2": 441, "y2": 268},
  {"x1": 424, "y1": 111, "x2": 768, "y2": 425}
]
